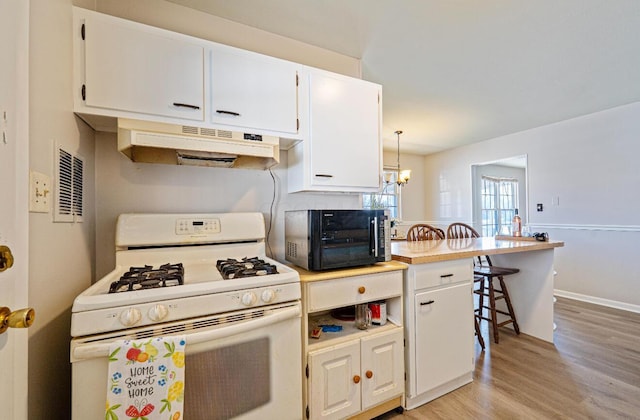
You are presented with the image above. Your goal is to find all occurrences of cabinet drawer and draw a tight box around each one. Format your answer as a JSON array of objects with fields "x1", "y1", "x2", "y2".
[
  {"x1": 307, "y1": 271, "x2": 402, "y2": 312},
  {"x1": 411, "y1": 259, "x2": 472, "y2": 291}
]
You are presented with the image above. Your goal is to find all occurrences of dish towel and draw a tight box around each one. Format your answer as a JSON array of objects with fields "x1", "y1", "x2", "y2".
[{"x1": 106, "y1": 335, "x2": 187, "y2": 420}]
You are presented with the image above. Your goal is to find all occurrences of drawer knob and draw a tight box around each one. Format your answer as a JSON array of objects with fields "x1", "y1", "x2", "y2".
[
  {"x1": 353, "y1": 375, "x2": 361, "y2": 384},
  {"x1": 358, "y1": 286, "x2": 366, "y2": 294},
  {"x1": 365, "y1": 370, "x2": 373, "y2": 379}
]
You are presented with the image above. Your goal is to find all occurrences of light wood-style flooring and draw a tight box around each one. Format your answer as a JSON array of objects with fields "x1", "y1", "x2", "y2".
[{"x1": 377, "y1": 297, "x2": 640, "y2": 419}]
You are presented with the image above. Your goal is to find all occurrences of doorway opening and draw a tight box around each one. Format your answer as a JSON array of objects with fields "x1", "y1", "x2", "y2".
[{"x1": 471, "y1": 155, "x2": 528, "y2": 236}]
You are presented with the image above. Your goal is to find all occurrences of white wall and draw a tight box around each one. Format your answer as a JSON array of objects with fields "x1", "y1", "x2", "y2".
[
  {"x1": 29, "y1": 0, "x2": 96, "y2": 417},
  {"x1": 423, "y1": 101, "x2": 640, "y2": 311},
  {"x1": 95, "y1": 0, "x2": 361, "y2": 77},
  {"x1": 382, "y1": 150, "x2": 425, "y2": 221}
]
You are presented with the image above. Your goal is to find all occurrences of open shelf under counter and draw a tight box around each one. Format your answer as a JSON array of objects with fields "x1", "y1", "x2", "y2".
[{"x1": 307, "y1": 312, "x2": 402, "y2": 350}]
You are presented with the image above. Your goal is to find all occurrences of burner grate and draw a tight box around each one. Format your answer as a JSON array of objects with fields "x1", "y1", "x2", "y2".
[
  {"x1": 109, "y1": 263, "x2": 184, "y2": 293},
  {"x1": 216, "y1": 257, "x2": 278, "y2": 279}
]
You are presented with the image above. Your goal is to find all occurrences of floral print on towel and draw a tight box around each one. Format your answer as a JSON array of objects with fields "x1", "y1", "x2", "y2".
[{"x1": 106, "y1": 335, "x2": 186, "y2": 420}]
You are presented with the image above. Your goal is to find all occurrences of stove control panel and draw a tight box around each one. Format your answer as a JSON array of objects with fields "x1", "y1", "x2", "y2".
[
  {"x1": 70, "y1": 282, "x2": 301, "y2": 337},
  {"x1": 175, "y1": 218, "x2": 221, "y2": 235}
]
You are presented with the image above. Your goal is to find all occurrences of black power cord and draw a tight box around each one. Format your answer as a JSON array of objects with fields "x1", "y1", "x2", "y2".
[{"x1": 265, "y1": 167, "x2": 277, "y2": 258}]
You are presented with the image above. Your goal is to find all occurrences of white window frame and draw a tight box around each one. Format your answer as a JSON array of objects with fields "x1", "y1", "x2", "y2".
[{"x1": 480, "y1": 176, "x2": 518, "y2": 236}]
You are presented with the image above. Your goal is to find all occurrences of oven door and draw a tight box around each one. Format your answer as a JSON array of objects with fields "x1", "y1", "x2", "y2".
[{"x1": 71, "y1": 302, "x2": 302, "y2": 420}]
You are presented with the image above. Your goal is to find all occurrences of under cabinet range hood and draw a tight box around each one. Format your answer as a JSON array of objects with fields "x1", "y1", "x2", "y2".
[{"x1": 117, "y1": 118, "x2": 280, "y2": 169}]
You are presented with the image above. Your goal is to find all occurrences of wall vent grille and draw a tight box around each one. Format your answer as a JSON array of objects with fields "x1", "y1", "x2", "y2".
[{"x1": 54, "y1": 143, "x2": 84, "y2": 223}]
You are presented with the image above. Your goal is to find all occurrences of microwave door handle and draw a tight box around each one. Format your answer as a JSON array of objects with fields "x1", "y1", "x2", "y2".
[{"x1": 372, "y1": 216, "x2": 379, "y2": 257}]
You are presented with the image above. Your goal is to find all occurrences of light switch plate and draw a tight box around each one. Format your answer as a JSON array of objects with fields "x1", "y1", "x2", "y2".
[{"x1": 29, "y1": 171, "x2": 50, "y2": 213}]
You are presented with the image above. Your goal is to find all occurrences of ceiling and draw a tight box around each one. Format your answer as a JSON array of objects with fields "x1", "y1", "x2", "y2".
[{"x1": 166, "y1": 0, "x2": 640, "y2": 155}]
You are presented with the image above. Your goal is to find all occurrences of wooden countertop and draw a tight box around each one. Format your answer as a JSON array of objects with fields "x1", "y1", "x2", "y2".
[
  {"x1": 288, "y1": 260, "x2": 407, "y2": 283},
  {"x1": 391, "y1": 237, "x2": 564, "y2": 264}
]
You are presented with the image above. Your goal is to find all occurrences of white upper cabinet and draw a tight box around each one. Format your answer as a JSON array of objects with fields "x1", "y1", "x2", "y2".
[
  {"x1": 288, "y1": 68, "x2": 382, "y2": 193},
  {"x1": 76, "y1": 8, "x2": 204, "y2": 122},
  {"x1": 210, "y1": 46, "x2": 300, "y2": 135}
]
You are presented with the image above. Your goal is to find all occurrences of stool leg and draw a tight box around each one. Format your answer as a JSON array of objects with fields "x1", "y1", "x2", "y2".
[
  {"x1": 474, "y1": 316, "x2": 485, "y2": 350},
  {"x1": 488, "y1": 277, "x2": 500, "y2": 344},
  {"x1": 477, "y1": 278, "x2": 485, "y2": 321},
  {"x1": 498, "y1": 276, "x2": 520, "y2": 335}
]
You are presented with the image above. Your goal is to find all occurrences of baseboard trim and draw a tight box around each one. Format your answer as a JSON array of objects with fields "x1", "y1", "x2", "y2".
[{"x1": 554, "y1": 289, "x2": 640, "y2": 314}]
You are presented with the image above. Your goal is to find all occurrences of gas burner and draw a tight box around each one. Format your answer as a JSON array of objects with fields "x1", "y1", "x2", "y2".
[
  {"x1": 216, "y1": 257, "x2": 278, "y2": 279},
  {"x1": 109, "y1": 263, "x2": 184, "y2": 293}
]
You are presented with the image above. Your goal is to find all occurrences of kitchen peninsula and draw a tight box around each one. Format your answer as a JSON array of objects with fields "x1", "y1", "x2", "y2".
[{"x1": 392, "y1": 236, "x2": 564, "y2": 409}]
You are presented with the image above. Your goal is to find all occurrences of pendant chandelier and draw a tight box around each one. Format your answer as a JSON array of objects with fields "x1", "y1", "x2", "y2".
[{"x1": 393, "y1": 130, "x2": 411, "y2": 186}]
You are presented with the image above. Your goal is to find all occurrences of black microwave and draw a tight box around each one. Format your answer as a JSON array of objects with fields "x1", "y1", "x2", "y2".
[{"x1": 284, "y1": 209, "x2": 391, "y2": 271}]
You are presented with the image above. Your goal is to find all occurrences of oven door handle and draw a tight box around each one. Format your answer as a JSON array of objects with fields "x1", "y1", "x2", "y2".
[{"x1": 72, "y1": 305, "x2": 301, "y2": 361}]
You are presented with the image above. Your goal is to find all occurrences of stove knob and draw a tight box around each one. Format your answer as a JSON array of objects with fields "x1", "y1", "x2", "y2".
[
  {"x1": 241, "y1": 292, "x2": 257, "y2": 306},
  {"x1": 261, "y1": 289, "x2": 276, "y2": 303},
  {"x1": 119, "y1": 308, "x2": 142, "y2": 327},
  {"x1": 148, "y1": 304, "x2": 169, "y2": 322}
]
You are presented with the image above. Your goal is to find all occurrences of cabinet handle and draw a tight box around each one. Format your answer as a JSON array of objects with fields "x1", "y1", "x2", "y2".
[
  {"x1": 358, "y1": 286, "x2": 366, "y2": 294},
  {"x1": 353, "y1": 375, "x2": 361, "y2": 384},
  {"x1": 173, "y1": 102, "x2": 200, "y2": 110},
  {"x1": 365, "y1": 370, "x2": 373, "y2": 379},
  {"x1": 216, "y1": 109, "x2": 241, "y2": 116},
  {"x1": 420, "y1": 300, "x2": 435, "y2": 306},
  {"x1": 314, "y1": 174, "x2": 334, "y2": 178},
  {"x1": 440, "y1": 273, "x2": 454, "y2": 278}
]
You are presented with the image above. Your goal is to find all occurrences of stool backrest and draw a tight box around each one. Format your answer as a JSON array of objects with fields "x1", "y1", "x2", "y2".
[
  {"x1": 446, "y1": 222, "x2": 493, "y2": 266},
  {"x1": 406, "y1": 224, "x2": 445, "y2": 241}
]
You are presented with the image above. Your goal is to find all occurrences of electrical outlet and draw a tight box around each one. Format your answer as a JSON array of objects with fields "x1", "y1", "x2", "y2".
[
  {"x1": 537, "y1": 203, "x2": 543, "y2": 212},
  {"x1": 29, "y1": 171, "x2": 50, "y2": 213}
]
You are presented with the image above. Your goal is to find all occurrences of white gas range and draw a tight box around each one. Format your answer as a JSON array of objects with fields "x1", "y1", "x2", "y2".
[
  {"x1": 71, "y1": 212, "x2": 300, "y2": 336},
  {"x1": 70, "y1": 212, "x2": 303, "y2": 420}
]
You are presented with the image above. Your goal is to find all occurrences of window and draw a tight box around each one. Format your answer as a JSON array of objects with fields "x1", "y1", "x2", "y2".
[
  {"x1": 362, "y1": 169, "x2": 400, "y2": 219},
  {"x1": 480, "y1": 176, "x2": 518, "y2": 236}
]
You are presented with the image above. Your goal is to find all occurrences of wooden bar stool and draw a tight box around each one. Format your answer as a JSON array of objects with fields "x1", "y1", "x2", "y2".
[
  {"x1": 447, "y1": 222, "x2": 521, "y2": 344},
  {"x1": 474, "y1": 264, "x2": 520, "y2": 344}
]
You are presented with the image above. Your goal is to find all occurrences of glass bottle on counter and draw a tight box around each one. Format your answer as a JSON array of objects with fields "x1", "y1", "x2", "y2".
[{"x1": 512, "y1": 209, "x2": 522, "y2": 237}]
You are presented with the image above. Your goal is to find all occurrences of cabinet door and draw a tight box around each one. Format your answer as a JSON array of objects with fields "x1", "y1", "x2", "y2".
[
  {"x1": 83, "y1": 13, "x2": 204, "y2": 121},
  {"x1": 308, "y1": 70, "x2": 381, "y2": 190},
  {"x1": 360, "y1": 328, "x2": 404, "y2": 410},
  {"x1": 413, "y1": 283, "x2": 473, "y2": 396},
  {"x1": 308, "y1": 341, "x2": 361, "y2": 420},
  {"x1": 210, "y1": 47, "x2": 299, "y2": 134}
]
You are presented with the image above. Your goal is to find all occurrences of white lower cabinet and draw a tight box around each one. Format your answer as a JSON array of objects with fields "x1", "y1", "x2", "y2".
[
  {"x1": 413, "y1": 283, "x2": 473, "y2": 395},
  {"x1": 300, "y1": 266, "x2": 405, "y2": 420},
  {"x1": 404, "y1": 259, "x2": 474, "y2": 410},
  {"x1": 308, "y1": 329, "x2": 403, "y2": 420}
]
